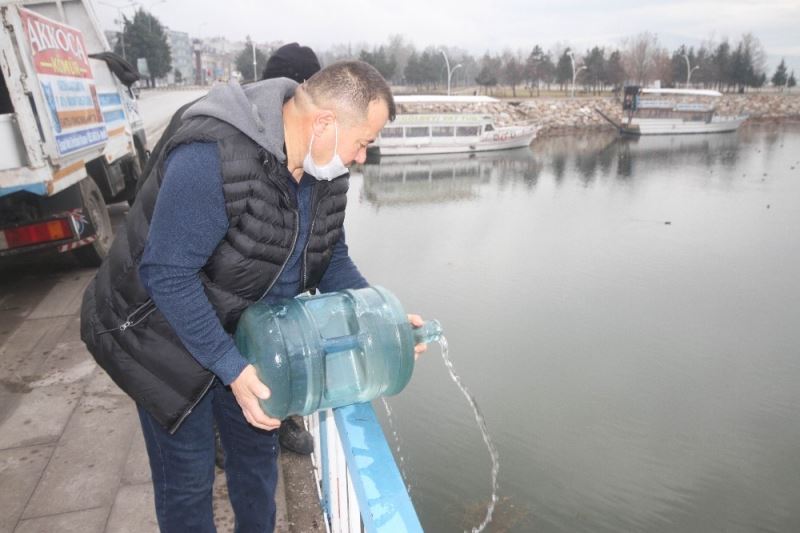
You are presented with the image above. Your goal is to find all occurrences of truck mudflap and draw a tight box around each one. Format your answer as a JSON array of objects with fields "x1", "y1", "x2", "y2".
[{"x1": 0, "y1": 208, "x2": 97, "y2": 257}]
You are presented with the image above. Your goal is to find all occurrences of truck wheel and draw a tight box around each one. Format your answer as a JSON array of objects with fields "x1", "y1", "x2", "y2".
[{"x1": 73, "y1": 178, "x2": 113, "y2": 267}]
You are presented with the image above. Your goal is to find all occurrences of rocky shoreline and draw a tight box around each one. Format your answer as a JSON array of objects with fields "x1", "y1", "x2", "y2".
[{"x1": 396, "y1": 93, "x2": 800, "y2": 138}]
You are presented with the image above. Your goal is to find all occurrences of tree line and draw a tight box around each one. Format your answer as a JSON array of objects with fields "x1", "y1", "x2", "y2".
[{"x1": 326, "y1": 32, "x2": 797, "y2": 95}]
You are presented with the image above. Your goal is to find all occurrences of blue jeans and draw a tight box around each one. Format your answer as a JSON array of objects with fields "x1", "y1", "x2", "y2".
[{"x1": 137, "y1": 379, "x2": 279, "y2": 532}]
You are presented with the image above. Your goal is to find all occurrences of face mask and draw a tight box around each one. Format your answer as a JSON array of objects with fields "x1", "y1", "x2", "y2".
[{"x1": 303, "y1": 121, "x2": 348, "y2": 181}]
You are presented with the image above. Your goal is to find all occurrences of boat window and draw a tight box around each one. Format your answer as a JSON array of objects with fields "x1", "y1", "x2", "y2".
[
  {"x1": 381, "y1": 127, "x2": 403, "y2": 138},
  {"x1": 456, "y1": 126, "x2": 480, "y2": 137},
  {"x1": 405, "y1": 126, "x2": 430, "y2": 137},
  {"x1": 484, "y1": 124, "x2": 495, "y2": 132},
  {"x1": 432, "y1": 126, "x2": 454, "y2": 137}
]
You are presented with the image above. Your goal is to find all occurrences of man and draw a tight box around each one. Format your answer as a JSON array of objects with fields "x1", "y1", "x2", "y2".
[
  {"x1": 80, "y1": 61, "x2": 427, "y2": 532},
  {"x1": 138, "y1": 43, "x2": 324, "y2": 458}
]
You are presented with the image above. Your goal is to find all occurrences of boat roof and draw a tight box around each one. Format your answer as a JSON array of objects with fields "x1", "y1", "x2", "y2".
[
  {"x1": 640, "y1": 88, "x2": 723, "y2": 97},
  {"x1": 389, "y1": 113, "x2": 492, "y2": 125},
  {"x1": 393, "y1": 95, "x2": 500, "y2": 104}
]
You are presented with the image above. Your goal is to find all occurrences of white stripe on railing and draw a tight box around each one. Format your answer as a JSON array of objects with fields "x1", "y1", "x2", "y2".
[{"x1": 307, "y1": 403, "x2": 423, "y2": 533}]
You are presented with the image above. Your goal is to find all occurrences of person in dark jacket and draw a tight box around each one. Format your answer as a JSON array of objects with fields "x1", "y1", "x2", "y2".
[
  {"x1": 80, "y1": 60, "x2": 428, "y2": 532},
  {"x1": 140, "y1": 43, "x2": 325, "y2": 459}
]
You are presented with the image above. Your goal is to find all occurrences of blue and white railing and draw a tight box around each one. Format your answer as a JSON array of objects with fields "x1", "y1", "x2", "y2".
[{"x1": 307, "y1": 403, "x2": 423, "y2": 533}]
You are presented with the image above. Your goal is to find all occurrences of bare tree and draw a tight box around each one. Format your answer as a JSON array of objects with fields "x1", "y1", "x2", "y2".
[{"x1": 621, "y1": 31, "x2": 660, "y2": 85}]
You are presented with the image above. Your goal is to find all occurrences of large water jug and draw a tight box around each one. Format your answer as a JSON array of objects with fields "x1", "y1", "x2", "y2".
[{"x1": 234, "y1": 286, "x2": 442, "y2": 419}]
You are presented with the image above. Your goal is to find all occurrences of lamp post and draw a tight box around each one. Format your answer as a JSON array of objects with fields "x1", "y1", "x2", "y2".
[
  {"x1": 252, "y1": 41, "x2": 257, "y2": 82},
  {"x1": 440, "y1": 50, "x2": 462, "y2": 96},
  {"x1": 682, "y1": 54, "x2": 699, "y2": 87},
  {"x1": 98, "y1": 0, "x2": 138, "y2": 60},
  {"x1": 568, "y1": 51, "x2": 586, "y2": 98}
]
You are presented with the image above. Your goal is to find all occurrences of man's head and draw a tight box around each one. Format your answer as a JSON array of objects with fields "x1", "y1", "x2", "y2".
[
  {"x1": 294, "y1": 61, "x2": 395, "y2": 169},
  {"x1": 261, "y1": 43, "x2": 320, "y2": 83}
]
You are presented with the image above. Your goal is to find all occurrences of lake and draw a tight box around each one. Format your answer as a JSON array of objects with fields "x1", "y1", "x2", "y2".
[{"x1": 346, "y1": 123, "x2": 800, "y2": 532}]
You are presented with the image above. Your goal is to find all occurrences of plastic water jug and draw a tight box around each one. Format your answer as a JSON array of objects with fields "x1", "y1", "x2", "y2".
[{"x1": 234, "y1": 286, "x2": 442, "y2": 419}]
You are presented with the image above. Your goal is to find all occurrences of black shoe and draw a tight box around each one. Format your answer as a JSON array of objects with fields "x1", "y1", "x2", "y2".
[{"x1": 279, "y1": 416, "x2": 314, "y2": 455}]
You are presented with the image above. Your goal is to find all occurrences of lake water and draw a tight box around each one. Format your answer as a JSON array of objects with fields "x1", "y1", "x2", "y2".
[{"x1": 346, "y1": 123, "x2": 800, "y2": 532}]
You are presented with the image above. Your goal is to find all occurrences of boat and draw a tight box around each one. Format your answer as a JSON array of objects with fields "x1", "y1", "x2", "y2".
[
  {"x1": 597, "y1": 87, "x2": 747, "y2": 135},
  {"x1": 371, "y1": 95, "x2": 538, "y2": 156}
]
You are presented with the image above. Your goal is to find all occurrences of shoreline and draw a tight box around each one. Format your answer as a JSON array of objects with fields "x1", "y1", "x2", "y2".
[{"x1": 396, "y1": 93, "x2": 800, "y2": 140}]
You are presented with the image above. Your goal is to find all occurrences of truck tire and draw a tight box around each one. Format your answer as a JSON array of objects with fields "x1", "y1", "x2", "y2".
[{"x1": 73, "y1": 178, "x2": 113, "y2": 268}]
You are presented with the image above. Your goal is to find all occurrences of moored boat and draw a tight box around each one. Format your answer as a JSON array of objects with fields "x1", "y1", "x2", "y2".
[
  {"x1": 371, "y1": 95, "x2": 538, "y2": 156},
  {"x1": 598, "y1": 87, "x2": 747, "y2": 136}
]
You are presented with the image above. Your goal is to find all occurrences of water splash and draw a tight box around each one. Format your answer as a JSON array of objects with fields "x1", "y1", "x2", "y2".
[
  {"x1": 438, "y1": 335, "x2": 500, "y2": 533},
  {"x1": 381, "y1": 396, "x2": 412, "y2": 493}
]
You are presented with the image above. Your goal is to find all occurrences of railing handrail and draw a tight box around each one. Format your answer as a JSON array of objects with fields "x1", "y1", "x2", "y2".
[{"x1": 309, "y1": 403, "x2": 423, "y2": 533}]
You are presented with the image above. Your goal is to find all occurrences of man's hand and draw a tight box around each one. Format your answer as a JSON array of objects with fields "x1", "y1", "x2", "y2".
[
  {"x1": 230, "y1": 365, "x2": 282, "y2": 431},
  {"x1": 408, "y1": 314, "x2": 428, "y2": 360}
]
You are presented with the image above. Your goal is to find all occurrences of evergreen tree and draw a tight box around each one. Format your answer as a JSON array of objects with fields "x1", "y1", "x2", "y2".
[
  {"x1": 555, "y1": 49, "x2": 572, "y2": 91},
  {"x1": 789, "y1": 71, "x2": 797, "y2": 88},
  {"x1": 404, "y1": 51, "x2": 419, "y2": 85},
  {"x1": 114, "y1": 8, "x2": 171, "y2": 87},
  {"x1": 772, "y1": 59, "x2": 788, "y2": 87},
  {"x1": 584, "y1": 46, "x2": 606, "y2": 93},
  {"x1": 235, "y1": 38, "x2": 268, "y2": 82},
  {"x1": 475, "y1": 54, "x2": 499, "y2": 95},
  {"x1": 604, "y1": 50, "x2": 626, "y2": 90},
  {"x1": 525, "y1": 45, "x2": 546, "y2": 96},
  {"x1": 360, "y1": 46, "x2": 397, "y2": 80},
  {"x1": 503, "y1": 56, "x2": 524, "y2": 97}
]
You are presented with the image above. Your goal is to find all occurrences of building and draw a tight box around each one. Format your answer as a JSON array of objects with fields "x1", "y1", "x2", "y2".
[{"x1": 165, "y1": 29, "x2": 194, "y2": 85}]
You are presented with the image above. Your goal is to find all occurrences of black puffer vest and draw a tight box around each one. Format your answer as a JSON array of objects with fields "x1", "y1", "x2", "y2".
[{"x1": 80, "y1": 116, "x2": 348, "y2": 432}]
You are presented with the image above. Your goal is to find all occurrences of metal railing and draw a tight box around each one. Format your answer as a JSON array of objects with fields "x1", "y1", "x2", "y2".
[{"x1": 307, "y1": 403, "x2": 423, "y2": 533}]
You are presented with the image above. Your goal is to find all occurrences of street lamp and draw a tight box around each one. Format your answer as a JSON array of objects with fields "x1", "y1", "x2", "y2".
[
  {"x1": 568, "y1": 51, "x2": 586, "y2": 98},
  {"x1": 251, "y1": 41, "x2": 258, "y2": 82},
  {"x1": 682, "y1": 54, "x2": 699, "y2": 87},
  {"x1": 98, "y1": 0, "x2": 138, "y2": 60},
  {"x1": 440, "y1": 50, "x2": 462, "y2": 96}
]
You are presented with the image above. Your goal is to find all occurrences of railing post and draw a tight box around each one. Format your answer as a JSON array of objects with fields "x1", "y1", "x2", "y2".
[{"x1": 307, "y1": 403, "x2": 424, "y2": 533}]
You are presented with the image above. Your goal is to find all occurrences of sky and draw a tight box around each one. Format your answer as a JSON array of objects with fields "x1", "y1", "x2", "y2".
[{"x1": 94, "y1": 0, "x2": 800, "y2": 76}]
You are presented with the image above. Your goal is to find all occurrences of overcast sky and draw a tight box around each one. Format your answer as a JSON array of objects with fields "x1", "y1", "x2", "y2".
[{"x1": 94, "y1": 0, "x2": 800, "y2": 75}]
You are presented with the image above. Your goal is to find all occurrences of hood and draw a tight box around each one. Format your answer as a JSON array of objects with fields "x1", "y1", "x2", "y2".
[{"x1": 182, "y1": 77, "x2": 298, "y2": 162}]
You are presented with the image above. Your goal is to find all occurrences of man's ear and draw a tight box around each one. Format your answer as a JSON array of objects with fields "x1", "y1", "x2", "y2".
[{"x1": 311, "y1": 110, "x2": 336, "y2": 137}]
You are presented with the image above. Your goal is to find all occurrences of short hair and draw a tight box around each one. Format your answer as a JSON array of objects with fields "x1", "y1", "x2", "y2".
[{"x1": 303, "y1": 61, "x2": 396, "y2": 123}]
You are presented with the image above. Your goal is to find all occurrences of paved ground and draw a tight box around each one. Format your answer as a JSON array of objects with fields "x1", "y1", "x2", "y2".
[{"x1": 0, "y1": 242, "x2": 296, "y2": 532}]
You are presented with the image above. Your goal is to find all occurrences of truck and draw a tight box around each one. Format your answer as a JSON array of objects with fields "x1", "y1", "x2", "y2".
[{"x1": 0, "y1": 0, "x2": 147, "y2": 266}]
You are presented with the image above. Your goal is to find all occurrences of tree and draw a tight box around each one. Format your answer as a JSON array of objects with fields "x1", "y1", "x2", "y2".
[
  {"x1": 503, "y1": 55, "x2": 524, "y2": 97},
  {"x1": 555, "y1": 49, "x2": 572, "y2": 91},
  {"x1": 360, "y1": 46, "x2": 397, "y2": 80},
  {"x1": 583, "y1": 46, "x2": 606, "y2": 93},
  {"x1": 114, "y1": 8, "x2": 171, "y2": 87},
  {"x1": 235, "y1": 38, "x2": 268, "y2": 82},
  {"x1": 404, "y1": 51, "x2": 423, "y2": 86},
  {"x1": 711, "y1": 40, "x2": 732, "y2": 90},
  {"x1": 174, "y1": 69, "x2": 183, "y2": 84},
  {"x1": 525, "y1": 45, "x2": 546, "y2": 96},
  {"x1": 475, "y1": 54, "x2": 499, "y2": 95},
  {"x1": 604, "y1": 50, "x2": 626, "y2": 90},
  {"x1": 789, "y1": 71, "x2": 797, "y2": 89},
  {"x1": 621, "y1": 32, "x2": 659, "y2": 85},
  {"x1": 772, "y1": 59, "x2": 788, "y2": 87}
]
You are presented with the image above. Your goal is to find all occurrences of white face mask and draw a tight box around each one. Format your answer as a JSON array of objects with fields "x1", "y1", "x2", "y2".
[{"x1": 303, "y1": 121, "x2": 348, "y2": 181}]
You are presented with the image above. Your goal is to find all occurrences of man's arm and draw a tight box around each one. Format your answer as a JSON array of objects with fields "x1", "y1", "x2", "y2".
[
  {"x1": 138, "y1": 142, "x2": 248, "y2": 385},
  {"x1": 318, "y1": 229, "x2": 369, "y2": 292}
]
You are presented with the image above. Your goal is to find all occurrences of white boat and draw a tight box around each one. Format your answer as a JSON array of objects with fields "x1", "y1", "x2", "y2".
[
  {"x1": 372, "y1": 96, "x2": 538, "y2": 156},
  {"x1": 598, "y1": 87, "x2": 747, "y2": 135}
]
